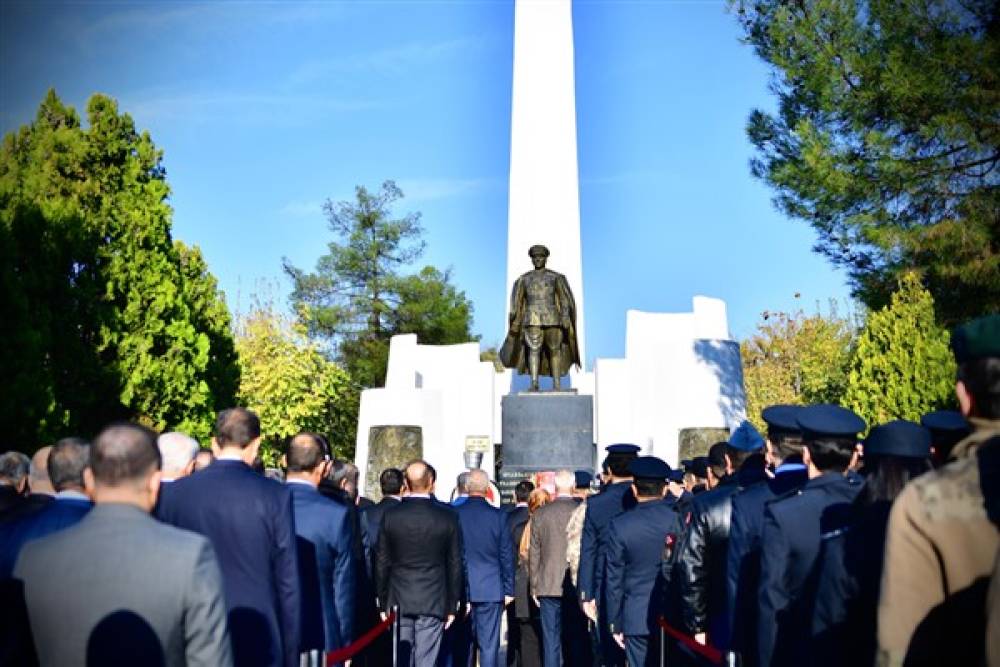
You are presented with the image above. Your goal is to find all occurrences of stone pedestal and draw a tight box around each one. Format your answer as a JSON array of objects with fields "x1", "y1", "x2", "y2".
[
  {"x1": 365, "y1": 425, "x2": 422, "y2": 502},
  {"x1": 498, "y1": 392, "x2": 594, "y2": 502}
]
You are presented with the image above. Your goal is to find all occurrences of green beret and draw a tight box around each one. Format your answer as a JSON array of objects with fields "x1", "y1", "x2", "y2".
[{"x1": 952, "y1": 314, "x2": 1000, "y2": 364}]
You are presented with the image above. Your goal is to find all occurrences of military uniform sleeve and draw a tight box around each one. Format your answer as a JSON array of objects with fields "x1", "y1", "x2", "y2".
[
  {"x1": 757, "y1": 504, "x2": 789, "y2": 667},
  {"x1": 184, "y1": 539, "x2": 234, "y2": 667},
  {"x1": 877, "y1": 483, "x2": 944, "y2": 667},
  {"x1": 605, "y1": 520, "x2": 627, "y2": 634},
  {"x1": 578, "y1": 504, "x2": 598, "y2": 601},
  {"x1": 725, "y1": 498, "x2": 749, "y2": 651}
]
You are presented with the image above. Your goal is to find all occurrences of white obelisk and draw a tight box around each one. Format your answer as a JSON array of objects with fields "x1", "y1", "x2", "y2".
[{"x1": 506, "y1": 0, "x2": 586, "y2": 370}]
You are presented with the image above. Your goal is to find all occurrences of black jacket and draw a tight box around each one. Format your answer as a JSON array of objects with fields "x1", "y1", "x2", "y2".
[
  {"x1": 674, "y1": 466, "x2": 768, "y2": 641},
  {"x1": 506, "y1": 506, "x2": 533, "y2": 619},
  {"x1": 375, "y1": 497, "x2": 464, "y2": 619},
  {"x1": 360, "y1": 497, "x2": 401, "y2": 578}
]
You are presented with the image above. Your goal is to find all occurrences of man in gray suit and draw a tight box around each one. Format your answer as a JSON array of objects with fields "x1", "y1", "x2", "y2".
[
  {"x1": 528, "y1": 469, "x2": 582, "y2": 667},
  {"x1": 14, "y1": 422, "x2": 232, "y2": 667}
]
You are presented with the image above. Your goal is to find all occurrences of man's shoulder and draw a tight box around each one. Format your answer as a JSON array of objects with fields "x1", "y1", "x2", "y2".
[
  {"x1": 692, "y1": 483, "x2": 737, "y2": 512},
  {"x1": 901, "y1": 457, "x2": 984, "y2": 522}
]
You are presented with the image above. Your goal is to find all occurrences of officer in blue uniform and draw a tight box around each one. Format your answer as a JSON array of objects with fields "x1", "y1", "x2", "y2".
[
  {"x1": 756, "y1": 404, "x2": 865, "y2": 667},
  {"x1": 606, "y1": 457, "x2": 683, "y2": 667},
  {"x1": 920, "y1": 409, "x2": 971, "y2": 466},
  {"x1": 726, "y1": 405, "x2": 809, "y2": 667},
  {"x1": 811, "y1": 420, "x2": 932, "y2": 667},
  {"x1": 578, "y1": 443, "x2": 639, "y2": 666}
]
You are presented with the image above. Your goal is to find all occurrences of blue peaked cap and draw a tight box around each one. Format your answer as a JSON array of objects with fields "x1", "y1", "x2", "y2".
[
  {"x1": 864, "y1": 420, "x2": 932, "y2": 458},
  {"x1": 729, "y1": 420, "x2": 765, "y2": 451},
  {"x1": 920, "y1": 410, "x2": 970, "y2": 435},
  {"x1": 796, "y1": 404, "x2": 866, "y2": 440},
  {"x1": 628, "y1": 456, "x2": 672, "y2": 480},
  {"x1": 761, "y1": 405, "x2": 804, "y2": 434}
]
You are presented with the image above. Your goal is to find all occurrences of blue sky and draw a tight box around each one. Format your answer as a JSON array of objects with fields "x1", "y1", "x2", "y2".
[{"x1": 1, "y1": 0, "x2": 852, "y2": 368}]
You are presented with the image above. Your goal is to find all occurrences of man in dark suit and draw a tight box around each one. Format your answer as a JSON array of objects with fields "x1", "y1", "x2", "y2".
[
  {"x1": 0, "y1": 437, "x2": 92, "y2": 577},
  {"x1": 528, "y1": 469, "x2": 582, "y2": 667},
  {"x1": 757, "y1": 405, "x2": 865, "y2": 667},
  {"x1": 726, "y1": 405, "x2": 809, "y2": 666},
  {"x1": 14, "y1": 423, "x2": 232, "y2": 666},
  {"x1": 452, "y1": 469, "x2": 514, "y2": 667},
  {"x1": 285, "y1": 433, "x2": 356, "y2": 655},
  {"x1": 578, "y1": 444, "x2": 639, "y2": 666},
  {"x1": 606, "y1": 457, "x2": 683, "y2": 667},
  {"x1": 376, "y1": 460, "x2": 463, "y2": 667},
  {"x1": 506, "y1": 480, "x2": 536, "y2": 667},
  {"x1": 361, "y1": 467, "x2": 404, "y2": 576},
  {"x1": 157, "y1": 408, "x2": 300, "y2": 667}
]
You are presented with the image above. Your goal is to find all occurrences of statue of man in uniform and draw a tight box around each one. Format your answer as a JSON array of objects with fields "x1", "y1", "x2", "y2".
[{"x1": 500, "y1": 244, "x2": 581, "y2": 391}]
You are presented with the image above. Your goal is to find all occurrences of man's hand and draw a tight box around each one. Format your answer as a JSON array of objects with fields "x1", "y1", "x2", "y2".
[
  {"x1": 445, "y1": 614, "x2": 456, "y2": 630},
  {"x1": 379, "y1": 611, "x2": 387, "y2": 622},
  {"x1": 582, "y1": 599, "x2": 598, "y2": 622},
  {"x1": 532, "y1": 595, "x2": 539, "y2": 608},
  {"x1": 694, "y1": 632, "x2": 706, "y2": 646},
  {"x1": 613, "y1": 633, "x2": 625, "y2": 649},
  {"x1": 504, "y1": 595, "x2": 515, "y2": 607}
]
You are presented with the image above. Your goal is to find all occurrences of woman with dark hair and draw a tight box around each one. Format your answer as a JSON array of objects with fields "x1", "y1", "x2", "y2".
[{"x1": 810, "y1": 420, "x2": 933, "y2": 666}]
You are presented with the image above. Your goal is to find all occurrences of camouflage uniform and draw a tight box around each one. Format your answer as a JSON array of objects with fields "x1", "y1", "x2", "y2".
[
  {"x1": 877, "y1": 418, "x2": 1000, "y2": 666},
  {"x1": 566, "y1": 498, "x2": 587, "y2": 586}
]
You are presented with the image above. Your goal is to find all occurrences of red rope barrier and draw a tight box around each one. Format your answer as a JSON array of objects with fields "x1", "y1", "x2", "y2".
[
  {"x1": 656, "y1": 616, "x2": 724, "y2": 665},
  {"x1": 325, "y1": 611, "x2": 396, "y2": 665}
]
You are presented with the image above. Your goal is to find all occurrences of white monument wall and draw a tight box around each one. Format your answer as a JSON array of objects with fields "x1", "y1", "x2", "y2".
[{"x1": 354, "y1": 335, "x2": 497, "y2": 500}]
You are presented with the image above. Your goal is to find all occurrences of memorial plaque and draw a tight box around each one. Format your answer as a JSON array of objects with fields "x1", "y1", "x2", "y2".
[
  {"x1": 365, "y1": 425, "x2": 422, "y2": 501},
  {"x1": 678, "y1": 427, "x2": 731, "y2": 462}
]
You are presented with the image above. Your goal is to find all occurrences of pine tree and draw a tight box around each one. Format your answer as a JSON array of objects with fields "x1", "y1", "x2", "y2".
[{"x1": 843, "y1": 274, "x2": 955, "y2": 427}]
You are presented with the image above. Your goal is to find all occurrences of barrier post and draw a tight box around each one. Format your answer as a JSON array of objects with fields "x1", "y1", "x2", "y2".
[
  {"x1": 659, "y1": 623, "x2": 666, "y2": 667},
  {"x1": 725, "y1": 650, "x2": 739, "y2": 667},
  {"x1": 392, "y1": 605, "x2": 400, "y2": 667}
]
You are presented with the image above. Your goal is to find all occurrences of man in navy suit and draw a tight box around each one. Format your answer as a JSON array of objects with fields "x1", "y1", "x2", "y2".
[
  {"x1": 726, "y1": 405, "x2": 809, "y2": 667},
  {"x1": 606, "y1": 457, "x2": 683, "y2": 667},
  {"x1": 0, "y1": 437, "x2": 92, "y2": 577},
  {"x1": 453, "y1": 469, "x2": 514, "y2": 667},
  {"x1": 756, "y1": 405, "x2": 865, "y2": 667},
  {"x1": 361, "y1": 468, "x2": 404, "y2": 577},
  {"x1": 285, "y1": 433, "x2": 356, "y2": 655},
  {"x1": 157, "y1": 408, "x2": 301, "y2": 667},
  {"x1": 578, "y1": 444, "x2": 639, "y2": 666}
]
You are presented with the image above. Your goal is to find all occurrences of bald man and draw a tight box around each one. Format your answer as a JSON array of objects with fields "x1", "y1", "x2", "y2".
[
  {"x1": 375, "y1": 461, "x2": 464, "y2": 667},
  {"x1": 451, "y1": 469, "x2": 514, "y2": 667},
  {"x1": 15, "y1": 423, "x2": 232, "y2": 666}
]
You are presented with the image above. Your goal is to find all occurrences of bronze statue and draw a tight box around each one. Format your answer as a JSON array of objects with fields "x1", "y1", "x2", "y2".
[{"x1": 500, "y1": 245, "x2": 581, "y2": 391}]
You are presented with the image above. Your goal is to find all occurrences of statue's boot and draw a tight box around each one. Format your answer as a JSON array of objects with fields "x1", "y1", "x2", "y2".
[
  {"x1": 528, "y1": 349, "x2": 541, "y2": 392},
  {"x1": 551, "y1": 351, "x2": 563, "y2": 390}
]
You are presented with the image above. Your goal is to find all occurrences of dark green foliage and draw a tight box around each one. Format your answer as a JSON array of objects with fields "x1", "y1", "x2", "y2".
[
  {"x1": 284, "y1": 180, "x2": 477, "y2": 389},
  {"x1": 0, "y1": 91, "x2": 239, "y2": 448},
  {"x1": 732, "y1": 0, "x2": 1000, "y2": 324}
]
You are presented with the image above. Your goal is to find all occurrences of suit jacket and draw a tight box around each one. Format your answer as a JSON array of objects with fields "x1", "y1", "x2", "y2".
[
  {"x1": 375, "y1": 497, "x2": 463, "y2": 618},
  {"x1": 156, "y1": 459, "x2": 300, "y2": 667},
  {"x1": 528, "y1": 496, "x2": 578, "y2": 597},
  {"x1": 507, "y1": 506, "x2": 532, "y2": 618},
  {"x1": 606, "y1": 499, "x2": 682, "y2": 636},
  {"x1": 0, "y1": 495, "x2": 92, "y2": 577},
  {"x1": 454, "y1": 496, "x2": 515, "y2": 602},
  {"x1": 0, "y1": 492, "x2": 53, "y2": 523},
  {"x1": 360, "y1": 496, "x2": 401, "y2": 577},
  {"x1": 757, "y1": 472, "x2": 862, "y2": 667},
  {"x1": 726, "y1": 464, "x2": 808, "y2": 665},
  {"x1": 288, "y1": 482, "x2": 356, "y2": 652},
  {"x1": 578, "y1": 481, "x2": 636, "y2": 602},
  {"x1": 14, "y1": 503, "x2": 232, "y2": 667}
]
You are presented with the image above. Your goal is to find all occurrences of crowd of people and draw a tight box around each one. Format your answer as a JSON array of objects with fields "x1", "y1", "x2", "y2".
[{"x1": 0, "y1": 313, "x2": 997, "y2": 667}]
